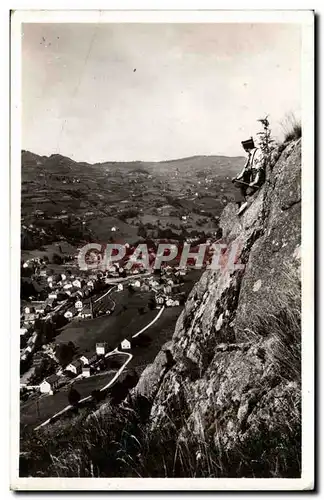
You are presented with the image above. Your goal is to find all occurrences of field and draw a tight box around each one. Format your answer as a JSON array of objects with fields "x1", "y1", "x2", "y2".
[
  {"x1": 21, "y1": 241, "x2": 77, "y2": 262},
  {"x1": 55, "y1": 289, "x2": 156, "y2": 355},
  {"x1": 21, "y1": 150, "x2": 244, "y2": 251},
  {"x1": 20, "y1": 271, "x2": 201, "y2": 431},
  {"x1": 20, "y1": 370, "x2": 117, "y2": 428},
  {"x1": 129, "y1": 306, "x2": 182, "y2": 374}
]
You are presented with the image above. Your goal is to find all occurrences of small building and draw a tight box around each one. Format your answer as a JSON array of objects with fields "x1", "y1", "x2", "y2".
[
  {"x1": 166, "y1": 298, "x2": 180, "y2": 307},
  {"x1": 20, "y1": 327, "x2": 28, "y2": 336},
  {"x1": 96, "y1": 342, "x2": 106, "y2": 356},
  {"x1": 80, "y1": 286, "x2": 90, "y2": 297},
  {"x1": 163, "y1": 285, "x2": 172, "y2": 295},
  {"x1": 24, "y1": 345, "x2": 33, "y2": 356},
  {"x1": 156, "y1": 295, "x2": 164, "y2": 305},
  {"x1": 64, "y1": 310, "x2": 73, "y2": 319},
  {"x1": 27, "y1": 332, "x2": 38, "y2": 346},
  {"x1": 82, "y1": 365, "x2": 91, "y2": 378},
  {"x1": 33, "y1": 303, "x2": 45, "y2": 314},
  {"x1": 133, "y1": 280, "x2": 141, "y2": 288},
  {"x1": 79, "y1": 307, "x2": 92, "y2": 319},
  {"x1": 48, "y1": 292, "x2": 57, "y2": 299},
  {"x1": 45, "y1": 298, "x2": 54, "y2": 308},
  {"x1": 79, "y1": 355, "x2": 89, "y2": 365},
  {"x1": 61, "y1": 273, "x2": 67, "y2": 281},
  {"x1": 121, "y1": 339, "x2": 131, "y2": 350},
  {"x1": 117, "y1": 283, "x2": 123, "y2": 292},
  {"x1": 63, "y1": 283, "x2": 73, "y2": 290},
  {"x1": 72, "y1": 279, "x2": 82, "y2": 289},
  {"x1": 81, "y1": 351, "x2": 97, "y2": 365},
  {"x1": 23, "y1": 314, "x2": 36, "y2": 325},
  {"x1": 75, "y1": 300, "x2": 83, "y2": 310},
  {"x1": 39, "y1": 374, "x2": 60, "y2": 395},
  {"x1": 65, "y1": 359, "x2": 82, "y2": 375}
]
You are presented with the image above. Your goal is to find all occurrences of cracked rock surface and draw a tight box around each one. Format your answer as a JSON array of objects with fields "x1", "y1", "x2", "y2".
[{"x1": 133, "y1": 139, "x2": 301, "y2": 477}]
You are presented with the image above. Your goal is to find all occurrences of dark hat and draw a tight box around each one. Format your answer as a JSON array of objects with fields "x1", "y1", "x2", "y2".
[{"x1": 241, "y1": 137, "x2": 255, "y2": 149}]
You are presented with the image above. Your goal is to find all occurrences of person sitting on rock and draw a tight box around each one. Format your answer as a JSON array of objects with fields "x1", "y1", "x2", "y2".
[{"x1": 232, "y1": 137, "x2": 265, "y2": 208}]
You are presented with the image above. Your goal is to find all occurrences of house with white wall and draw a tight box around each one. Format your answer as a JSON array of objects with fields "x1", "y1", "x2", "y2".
[
  {"x1": 121, "y1": 339, "x2": 131, "y2": 350},
  {"x1": 65, "y1": 359, "x2": 82, "y2": 375},
  {"x1": 81, "y1": 351, "x2": 97, "y2": 365},
  {"x1": 75, "y1": 300, "x2": 83, "y2": 310},
  {"x1": 82, "y1": 365, "x2": 91, "y2": 378},
  {"x1": 96, "y1": 342, "x2": 106, "y2": 356},
  {"x1": 39, "y1": 374, "x2": 60, "y2": 395}
]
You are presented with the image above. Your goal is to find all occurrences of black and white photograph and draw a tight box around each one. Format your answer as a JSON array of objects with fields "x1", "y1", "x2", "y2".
[{"x1": 10, "y1": 9, "x2": 314, "y2": 491}]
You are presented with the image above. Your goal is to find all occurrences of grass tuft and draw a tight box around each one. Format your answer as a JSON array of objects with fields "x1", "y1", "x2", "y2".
[{"x1": 281, "y1": 112, "x2": 302, "y2": 143}]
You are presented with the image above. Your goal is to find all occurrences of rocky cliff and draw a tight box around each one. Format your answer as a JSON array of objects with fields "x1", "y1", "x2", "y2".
[
  {"x1": 20, "y1": 140, "x2": 302, "y2": 479},
  {"x1": 133, "y1": 139, "x2": 301, "y2": 477}
]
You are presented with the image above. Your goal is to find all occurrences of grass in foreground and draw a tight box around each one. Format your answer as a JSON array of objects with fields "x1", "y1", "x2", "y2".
[{"x1": 20, "y1": 271, "x2": 301, "y2": 478}]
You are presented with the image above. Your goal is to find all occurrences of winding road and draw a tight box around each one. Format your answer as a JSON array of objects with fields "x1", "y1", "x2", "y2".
[
  {"x1": 33, "y1": 305, "x2": 165, "y2": 431},
  {"x1": 94, "y1": 285, "x2": 117, "y2": 304}
]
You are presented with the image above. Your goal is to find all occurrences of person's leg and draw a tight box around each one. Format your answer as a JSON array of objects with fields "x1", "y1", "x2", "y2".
[
  {"x1": 233, "y1": 181, "x2": 246, "y2": 208},
  {"x1": 246, "y1": 186, "x2": 258, "y2": 197},
  {"x1": 240, "y1": 185, "x2": 247, "y2": 199}
]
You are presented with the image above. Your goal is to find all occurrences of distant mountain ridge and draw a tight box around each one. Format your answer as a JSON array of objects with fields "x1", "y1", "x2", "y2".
[
  {"x1": 22, "y1": 150, "x2": 245, "y2": 172},
  {"x1": 21, "y1": 149, "x2": 245, "y2": 250}
]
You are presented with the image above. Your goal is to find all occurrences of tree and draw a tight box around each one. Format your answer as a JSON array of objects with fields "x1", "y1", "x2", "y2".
[
  {"x1": 68, "y1": 386, "x2": 81, "y2": 406},
  {"x1": 148, "y1": 297, "x2": 156, "y2": 310},
  {"x1": 52, "y1": 253, "x2": 63, "y2": 265},
  {"x1": 55, "y1": 341, "x2": 76, "y2": 366},
  {"x1": 137, "y1": 224, "x2": 147, "y2": 238},
  {"x1": 91, "y1": 389, "x2": 104, "y2": 403},
  {"x1": 257, "y1": 115, "x2": 276, "y2": 171},
  {"x1": 30, "y1": 356, "x2": 57, "y2": 385}
]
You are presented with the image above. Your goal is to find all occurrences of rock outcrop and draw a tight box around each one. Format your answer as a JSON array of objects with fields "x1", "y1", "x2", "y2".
[{"x1": 133, "y1": 139, "x2": 301, "y2": 477}]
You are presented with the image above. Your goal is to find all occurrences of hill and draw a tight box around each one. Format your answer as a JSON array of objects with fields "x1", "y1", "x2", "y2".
[{"x1": 21, "y1": 150, "x2": 245, "y2": 250}]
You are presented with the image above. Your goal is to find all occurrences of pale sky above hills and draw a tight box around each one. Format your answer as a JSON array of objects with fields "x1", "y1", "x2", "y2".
[{"x1": 22, "y1": 22, "x2": 301, "y2": 162}]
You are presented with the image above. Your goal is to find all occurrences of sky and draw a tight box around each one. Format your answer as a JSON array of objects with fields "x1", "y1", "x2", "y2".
[{"x1": 22, "y1": 22, "x2": 301, "y2": 162}]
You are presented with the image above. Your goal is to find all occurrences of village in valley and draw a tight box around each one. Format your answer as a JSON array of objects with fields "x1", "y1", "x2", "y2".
[
  {"x1": 19, "y1": 147, "x2": 239, "y2": 430},
  {"x1": 20, "y1": 240, "x2": 200, "y2": 428}
]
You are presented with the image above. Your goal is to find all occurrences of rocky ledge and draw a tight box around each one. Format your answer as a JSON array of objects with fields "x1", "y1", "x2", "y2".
[{"x1": 132, "y1": 139, "x2": 301, "y2": 477}]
